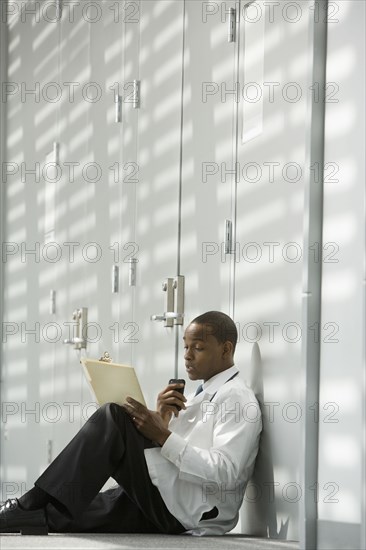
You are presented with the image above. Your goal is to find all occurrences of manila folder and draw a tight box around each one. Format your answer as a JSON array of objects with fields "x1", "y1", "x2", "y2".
[{"x1": 80, "y1": 357, "x2": 146, "y2": 407}]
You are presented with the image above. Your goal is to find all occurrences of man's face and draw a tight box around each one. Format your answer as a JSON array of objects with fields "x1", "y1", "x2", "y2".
[{"x1": 183, "y1": 322, "x2": 229, "y2": 382}]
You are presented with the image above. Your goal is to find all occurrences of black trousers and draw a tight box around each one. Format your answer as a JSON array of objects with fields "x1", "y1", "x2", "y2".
[{"x1": 35, "y1": 403, "x2": 185, "y2": 534}]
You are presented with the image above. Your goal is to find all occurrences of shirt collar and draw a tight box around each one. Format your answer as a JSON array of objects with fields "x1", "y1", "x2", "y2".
[{"x1": 199, "y1": 365, "x2": 239, "y2": 396}]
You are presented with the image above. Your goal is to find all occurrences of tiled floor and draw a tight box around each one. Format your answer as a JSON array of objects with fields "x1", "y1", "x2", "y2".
[{"x1": 0, "y1": 533, "x2": 299, "y2": 550}]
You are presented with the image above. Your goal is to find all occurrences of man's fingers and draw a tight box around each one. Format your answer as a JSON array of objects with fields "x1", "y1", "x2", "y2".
[
  {"x1": 163, "y1": 390, "x2": 186, "y2": 402},
  {"x1": 167, "y1": 392, "x2": 187, "y2": 407},
  {"x1": 126, "y1": 396, "x2": 140, "y2": 407},
  {"x1": 122, "y1": 402, "x2": 142, "y2": 419},
  {"x1": 121, "y1": 403, "x2": 135, "y2": 417},
  {"x1": 162, "y1": 383, "x2": 185, "y2": 395},
  {"x1": 126, "y1": 397, "x2": 148, "y2": 413}
]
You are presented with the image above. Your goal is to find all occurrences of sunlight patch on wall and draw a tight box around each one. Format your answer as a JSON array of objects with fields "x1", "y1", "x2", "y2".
[
  {"x1": 289, "y1": 51, "x2": 308, "y2": 79},
  {"x1": 68, "y1": 122, "x2": 93, "y2": 152},
  {"x1": 137, "y1": 183, "x2": 150, "y2": 202},
  {"x1": 322, "y1": 269, "x2": 357, "y2": 301},
  {"x1": 210, "y1": 24, "x2": 232, "y2": 48},
  {"x1": 34, "y1": 51, "x2": 59, "y2": 78},
  {"x1": 319, "y1": 380, "x2": 360, "y2": 411},
  {"x1": 154, "y1": 90, "x2": 181, "y2": 121},
  {"x1": 68, "y1": 211, "x2": 96, "y2": 235},
  {"x1": 33, "y1": 21, "x2": 55, "y2": 51},
  {"x1": 7, "y1": 56, "x2": 20, "y2": 75},
  {"x1": 213, "y1": 58, "x2": 235, "y2": 82},
  {"x1": 35, "y1": 128, "x2": 57, "y2": 151},
  {"x1": 263, "y1": 111, "x2": 285, "y2": 139},
  {"x1": 153, "y1": 18, "x2": 182, "y2": 54},
  {"x1": 327, "y1": 45, "x2": 356, "y2": 79},
  {"x1": 7, "y1": 102, "x2": 21, "y2": 120},
  {"x1": 39, "y1": 380, "x2": 55, "y2": 398},
  {"x1": 236, "y1": 288, "x2": 287, "y2": 316},
  {"x1": 7, "y1": 202, "x2": 25, "y2": 223},
  {"x1": 324, "y1": 213, "x2": 356, "y2": 243},
  {"x1": 105, "y1": 40, "x2": 122, "y2": 64},
  {"x1": 39, "y1": 270, "x2": 57, "y2": 288},
  {"x1": 153, "y1": 204, "x2": 178, "y2": 227},
  {"x1": 8, "y1": 386, "x2": 27, "y2": 401},
  {"x1": 6, "y1": 278, "x2": 27, "y2": 298},
  {"x1": 106, "y1": 135, "x2": 120, "y2": 155},
  {"x1": 4, "y1": 467, "x2": 27, "y2": 482},
  {"x1": 236, "y1": 199, "x2": 286, "y2": 233},
  {"x1": 154, "y1": 166, "x2": 180, "y2": 191},
  {"x1": 324, "y1": 157, "x2": 356, "y2": 192},
  {"x1": 288, "y1": 101, "x2": 307, "y2": 126},
  {"x1": 8, "y1": 33, "x2": 20, "y2": 54},
  {"x1": 152, "y1": 0, "x2": 174, "y2": 18},
  {"x1": 323, "y1": 435, "x2": 359, "y2": 468},
  {"x1": 325, "y1": 101, "x2": 356, "y2": 137},
  {"x1": 153, "y1": 238, "x2": 178, "y2": 262},
  {"x1": 8, "y1": 127, "x2": 23, "y2": 148},
  {"x1": 35, "y1": 100, "x2": 56, "y2": 125},
  {"x1": 153, "y1": 128, "x2": 180, "y2": 156}
]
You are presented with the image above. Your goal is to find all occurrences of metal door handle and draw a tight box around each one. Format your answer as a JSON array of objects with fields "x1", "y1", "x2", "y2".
[
  {"x1": 63, "y1": 337, "x2": 84, "y2": 345},
  {"x1": 151, "y1": 312, "x2": 183, "y2": 322}
]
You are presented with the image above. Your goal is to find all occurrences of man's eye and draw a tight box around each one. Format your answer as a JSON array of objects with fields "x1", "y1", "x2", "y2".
[{"x1": 195, "y1": 347, "x2": 203, "y2": 351}]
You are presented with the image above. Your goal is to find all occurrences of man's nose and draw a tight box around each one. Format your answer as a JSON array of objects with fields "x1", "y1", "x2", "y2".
[{"x1": 184, "y1": 349, "x2": 192, "y2": 360}]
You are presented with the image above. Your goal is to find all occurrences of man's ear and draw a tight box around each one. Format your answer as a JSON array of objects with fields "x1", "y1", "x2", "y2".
[{"x1": 222, "y1": 340, "x2": 234, "y2": 357}]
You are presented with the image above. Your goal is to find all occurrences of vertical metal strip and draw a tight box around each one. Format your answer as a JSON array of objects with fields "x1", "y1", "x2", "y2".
[
  {"x1": 363, "y1": 269, "x2": 366, "y2": 550},
  {"x1": 129, "y1": 0, "x2": 141, "y2": 372},
  {"x1": 0, "y1": 2, "x2": 9, "y2": 395},
  {"x1": 174, "y1": 0, "x2": 186, "y2": 378},
  {"x1": 231, "y1": 0, "x2": 254, "y2": 320},
  {"x1": 362, "y1": 120, "x2": 366, "y2": 550},
  {"x1": 230, "y1": 2, "x2": 241, "y2": 321},
  {"x1": 299, "y1": 1, "x2": 328, "y2": 548},
  {"x1": 132, "y1": 0, "x2": 141, "y2": 292}
]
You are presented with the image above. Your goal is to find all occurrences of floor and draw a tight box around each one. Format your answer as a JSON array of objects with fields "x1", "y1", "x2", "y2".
[{"x1": 0, "y1": 534, "x2": 299, "y2": 550}]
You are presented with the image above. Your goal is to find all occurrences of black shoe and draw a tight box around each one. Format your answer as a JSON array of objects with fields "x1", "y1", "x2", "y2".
[{"x1": 0, "y1": 499, "x2": 48, "y2": 535}]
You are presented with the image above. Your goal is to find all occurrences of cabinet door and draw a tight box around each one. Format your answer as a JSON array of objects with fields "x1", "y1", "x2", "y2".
[
  {"x1": 52, "y1": 1, "x2": 140, "y2": 453},
  {"x1": 49, "y1": 6, "x2": 95, "y2": 456},
  {"x1": 0, "y1": 7, "x2": 61, "y2": 493},
  {"x1": 177, "y1": 0, "x2": 237, "y2": 394},
  {"x1": 235, "y1": 0, "x2": 309, "y2": 539},
  {"x1": 131, "y1": 0, "x2": 185, "y2": 407}
]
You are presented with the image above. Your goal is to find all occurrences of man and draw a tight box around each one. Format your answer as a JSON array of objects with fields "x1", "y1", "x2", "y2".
[{"x1": 0, "y1": 311, "x2": 262, "y2": 536}]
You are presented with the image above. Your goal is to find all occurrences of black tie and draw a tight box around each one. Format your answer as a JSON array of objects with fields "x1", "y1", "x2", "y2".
[{"x1": 194, "y1": 384, "x2": 204, "y2": 396}]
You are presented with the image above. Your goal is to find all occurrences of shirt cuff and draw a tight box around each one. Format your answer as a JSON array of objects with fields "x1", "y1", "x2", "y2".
[{"x1": 160, "y1": 431, "x2": 187, "y2": 466}]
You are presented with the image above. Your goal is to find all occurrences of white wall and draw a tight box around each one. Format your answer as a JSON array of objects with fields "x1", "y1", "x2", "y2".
[{"x1": 317, "y1": 1, "x2": 366, "y2": 548}]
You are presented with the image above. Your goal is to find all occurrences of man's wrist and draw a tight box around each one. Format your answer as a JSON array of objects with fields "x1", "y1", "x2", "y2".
[{"x1": 157, "y1": 429, "x2": 171, "y2": 447}]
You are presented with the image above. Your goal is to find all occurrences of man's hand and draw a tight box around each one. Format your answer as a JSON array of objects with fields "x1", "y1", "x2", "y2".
[
  {"x1": 122, "y1": 397, "x2": 171, "y2": 446},
  {"x1": 156, "y1": 382, "x2": 187, "y2": 424}
]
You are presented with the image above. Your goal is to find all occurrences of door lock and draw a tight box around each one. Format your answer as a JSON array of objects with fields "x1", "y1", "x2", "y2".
[
  {"x1": 63, "y1": 307, "x2": 88, "y2": 350},
  {"x1": 151, "y1": 276, "x2": 184, "y2": 327}
]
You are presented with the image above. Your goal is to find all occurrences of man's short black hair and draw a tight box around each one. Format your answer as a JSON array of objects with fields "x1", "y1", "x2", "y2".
[{"x1": 190, "y1": 311, "x2": 238, "y2": 353}]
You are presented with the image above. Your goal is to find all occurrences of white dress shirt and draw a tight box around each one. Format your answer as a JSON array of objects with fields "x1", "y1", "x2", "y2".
[{"x1": 144, "y1": 366, "x2": 262, "y2": 535}]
